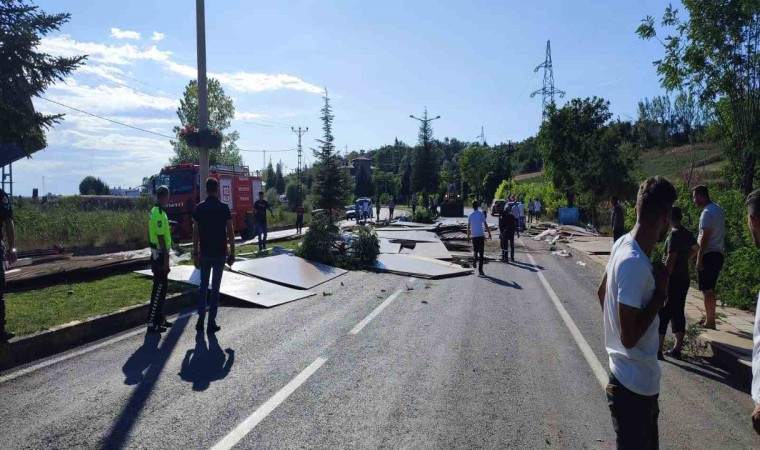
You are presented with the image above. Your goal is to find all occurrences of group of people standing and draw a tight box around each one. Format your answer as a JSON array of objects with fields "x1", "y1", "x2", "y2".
[{"x1": 599, "y1": 180, "x2": 760, "y2": 447}]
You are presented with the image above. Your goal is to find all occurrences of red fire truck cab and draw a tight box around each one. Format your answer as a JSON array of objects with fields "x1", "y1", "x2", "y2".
[{"x1": 157, "y1": 164, "x2": 264, "y2": 241}]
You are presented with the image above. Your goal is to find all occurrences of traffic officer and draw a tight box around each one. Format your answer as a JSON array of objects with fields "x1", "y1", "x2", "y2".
[
  {"x1": 0, "y1": 188, "x2": 17, "y2": 341},
  {"x1": 148, "y1": 186, "x2": 173, "y2": 333}
]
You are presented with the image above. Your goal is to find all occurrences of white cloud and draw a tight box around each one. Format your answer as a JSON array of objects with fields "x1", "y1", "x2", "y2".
[
  {"x1": 213, "y1": 72, "x2": 322, "y2": 94},
  {"x1": 151, "y1": 31, "x2": 165, "y2": 42},
  {"x1": 236, "y1": 111, "x2": 266, "y2": 120},
  {"x1": 110, "y1": 28, "x2": 141, "y2": 40},
  {"x1": 39, "y1": 35, "x2": 171, "y2": 66},
  {"x1": 45, "y1": 79, "x2": 177, "y2": 114}
]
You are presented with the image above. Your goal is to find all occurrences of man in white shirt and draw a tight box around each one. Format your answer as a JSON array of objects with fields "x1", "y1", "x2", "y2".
[
  {"x1": 517, "y1": 201, "x2": 526, "y2": 231},
  {"x1": 467, "y1": 200, "x2": 492, "y2": 276},
  {"x1": 746, "y1": 189, "x2": 760, "y2": 435},
  {"x1": 535, "y1": 200, "x2": 542, "y2": 221},
  {"x1": 692, "y1": 185, "x2": 726, "y2": 330},
  {"x1": 596, "y1": 177, "x2": 676, "y2": 449}
]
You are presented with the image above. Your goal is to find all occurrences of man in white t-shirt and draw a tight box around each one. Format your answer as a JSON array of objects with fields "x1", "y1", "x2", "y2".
[
  {"x1": 596, "y1": 177, "x2": 676, "y2": 449},
  {"x1": 692, "y1": 185, "x2": 726, "y2": 330},
  {"x1": 746, "y1": 189, "x2": 760, "y2": 435},
  {"x1": 517, "y1": 201, "x2": 526, "y2": 231},
  {"x1": 467, "y1": 200, "x2": 492, "y2": 276},
  {"x1": 535, "y1": 200, "x2": 542, "y2": 221}
]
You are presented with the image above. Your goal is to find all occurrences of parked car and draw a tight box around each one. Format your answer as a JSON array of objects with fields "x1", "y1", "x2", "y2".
[
  {"x1": 345, "y1": 205, "x2": 357, "y2": 220},
  {"x1": 491, "y1": 199, "x2": 507, "y2": 216}
]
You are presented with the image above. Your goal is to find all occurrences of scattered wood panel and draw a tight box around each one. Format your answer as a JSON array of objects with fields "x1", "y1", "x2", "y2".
[
  {"x1": 374, "y1": 254, "x2": 472, "y2": 279},
  {"x1": 136, "y1": 265, "x2": 316, "y2": 308},
  {"x1": 399, "y1": 241, "x2": 452, "y2": 260},
  {"x1": 233, "y1": 254, "x2": 347, "y2": 290}
]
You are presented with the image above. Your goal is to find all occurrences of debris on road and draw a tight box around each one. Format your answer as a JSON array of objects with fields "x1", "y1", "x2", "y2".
[
  {"x1": 576, "y1": 261, "x2": 587, "y2": 267},
  {"x1": 551, "y1": 250, "x2": 572, "y2": 257}
]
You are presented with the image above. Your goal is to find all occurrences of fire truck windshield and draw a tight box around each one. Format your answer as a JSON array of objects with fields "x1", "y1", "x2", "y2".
[{"x1": 158, "y1": 170, "x2": 195, "y2": 195}]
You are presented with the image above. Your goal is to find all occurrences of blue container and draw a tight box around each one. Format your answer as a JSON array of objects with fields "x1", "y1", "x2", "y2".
[{"x1": 558, "y1": 207, "x2": 579, "y2": 225}]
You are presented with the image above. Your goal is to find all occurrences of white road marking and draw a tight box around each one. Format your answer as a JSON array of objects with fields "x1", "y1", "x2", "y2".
[
  {"x1": 349, "y1": 286, "x2": 408, "y2": 335},
  {"x1": 527, "y1": 253, "x2": 608, "y2": 387},
  {"x1": 210, "y1": 357, "x2": 328, "y2": 450},
  {"x1": 0, "y1": 310, "x2": 197, "y2": 384}
]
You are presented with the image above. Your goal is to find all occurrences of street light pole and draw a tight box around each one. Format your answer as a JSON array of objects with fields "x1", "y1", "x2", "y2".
[{"x1": 196, "y1": 0, "x2": 209, "y2": 200}]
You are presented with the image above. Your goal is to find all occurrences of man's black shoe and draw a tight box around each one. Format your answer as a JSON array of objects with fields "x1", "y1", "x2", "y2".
[
  {"x1": 196, "y1": 319, "x2": 204, "y2": 332},
  {"x1": 0, "y1": 330, "x2": 15, "y2": 341},
  {"x1": 161, "y1": 319, "x2": 173, "y2": 328},
  {"x1": 147, "y1": 325, "x2": 167, "y2": 333},
  {"x1": 207, "y1": 323, "x2": 221, "y2": 333}
]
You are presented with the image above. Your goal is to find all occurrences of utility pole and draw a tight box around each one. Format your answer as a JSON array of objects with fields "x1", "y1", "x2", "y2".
[
  {"x1": 409, "y1": 108, "x2": 441, "y2": 206},
  {"x1": 531, "y1": 40, "x2": 565, "y2": 119},
  {"x1": 196, "y1": 0, "x2": 210, "y2": 200},
  {"x1": 263, "y1": 150, "x2": 266, "y2": 173},
  {"x1": 292, "y1": 126, "x2": 308, "y2": 206},
  {"x1": 477, "y1": 126, "x2": 485, "y2": 146}
]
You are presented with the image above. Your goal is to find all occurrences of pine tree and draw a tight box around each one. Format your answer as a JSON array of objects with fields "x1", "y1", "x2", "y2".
[
  {"x1": 311, "y1": 88, "x2": 351, "y2": 211},
  {"x1": 264, "y1": 159, "x2": 276, "y2": 191},
  {"x1": 411, "y1": 108, "x2": 439, "y2": 204},
  {"x1": 275, "y1": 160, "x2": 286, "y2": 194},
  {"x1": 0, "y1": 0, "x2": 85, "y2": 154}
]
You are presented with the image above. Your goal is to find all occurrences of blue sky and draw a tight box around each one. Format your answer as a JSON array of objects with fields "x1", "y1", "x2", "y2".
[{"x1": 16, "y1": 0, "x2": 676, "y2": 195}]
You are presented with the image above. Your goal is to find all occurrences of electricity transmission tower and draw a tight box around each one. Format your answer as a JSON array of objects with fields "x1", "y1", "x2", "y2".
[
  {"x1": 292, "y1": 126, "x2": 308, "y2": 205},
  {"x1": 477, "y1": 126, "x2": 485, "y2": 146},
  {"x1": 530, "y1": 40, "x2": 565, "y2": 118}
]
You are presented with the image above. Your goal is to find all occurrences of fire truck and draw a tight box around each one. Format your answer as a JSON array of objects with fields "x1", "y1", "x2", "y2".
[{"x1": 157, "y1": 164, "x2": 263, "y2": 241}]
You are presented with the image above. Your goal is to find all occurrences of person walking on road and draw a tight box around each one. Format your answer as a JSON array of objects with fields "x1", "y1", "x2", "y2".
[
  {"x1": 411, "y1": 197, "x2": 417, "y2": 216},
  {"x1": 0, "y1": 188, "x2": 17, "y2": 341},
  {"x1": 193, "y1": 178, "x2": 236, "y2": 334},
  {"x1": 363, "y1": 201, "x2": 370, "y2": 221},
  {"x1": 746, "y1": 189, "x2": 760, "y2": 435},
  {"x1": 388, "y1": 198, "x2": 395, "y2": 221},
  {"x1": 611, "y1": 196, "x2": 626, "y2": 243},
  {"x1": 517, "y1": 200, "x2": 526, "y2": 231},
  {"x1": 376, "y1": 197, "x2": 381, "y2": 220},
  {"x1": 692, "y1": 185, "x2": 726, "y2": 330},
  {"x1": 467, "y1": 200, "x2": 492, "y2": 276},
  {"x1": 253, "y1": 191, "x2": 274, "y2": 252},
  {"x1": 528, "y1": 199, "x2": 535, "y2": 224},
  {"x1": 295, "y1": 204, "x2": 305, "y2": 234},
  {"x1": 657, "y1": 206, "x2": 699, "y2": 360},
  {"x1": 499, "y1": 204, "x2": 519, "y2": 263},
  {"x1": 147, "y1": 186, "x2": 173, "y2": 333},
  {"x1": 597, "y1": 176, "x2": 676, "y2": 450},
  {"x1": 535, "y1": 199, "x2": 542, "y2": 222}
]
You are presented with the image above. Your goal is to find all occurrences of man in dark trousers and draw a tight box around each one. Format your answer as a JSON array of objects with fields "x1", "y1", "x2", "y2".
[
  {"x1": 295, "y1": 203, "x2": 305, "y2": 234},
  {"x1": 746, "y1": 189, "x2": 760, "y2": 435},
  {"x1": 0, "y1": 188, "x2": 17, "y2": 341},
  {"x1": 611, "y1": 196, "x2": 626, "y2": 243},
  {"x1": 597, "y1": 176, "x2": 676, "y2": 449},
  {"x1": 253, "y1": 191, "x2": 274, "y2": 252},
  {"x1": 499, "y1": 204, "x2": 520, "y2": 263},
  {"x1": 193, "y1": 178, "x2": 236, "y2": 333},
  {"x1": 147, "y1": 186, "x2": 173, "y2": 333},
  {"x1": 467, "y1": 200, "x2": 492, "y2": 276}
]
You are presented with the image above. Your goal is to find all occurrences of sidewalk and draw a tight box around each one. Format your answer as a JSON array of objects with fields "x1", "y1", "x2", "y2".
[{"x1": 564, "y1": 236, "x2": 755, "y2": 378}]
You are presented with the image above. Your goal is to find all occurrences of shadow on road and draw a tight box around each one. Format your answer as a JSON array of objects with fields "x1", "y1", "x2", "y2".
[
  {"x1": 103, "y1": 315, "x2": 190, "y2": 449},
  {"x1": 178, "y1": 332, "x2": 235, "y2": 391},
  {"x1": 508, "y1": 261, "x2": 544, "y2": 272},
  {"x1": 483, "y1": 274, "x2": 522, "y2": 290},
  {"x1": 666, "y1": 356, "x2": 749, "y2": 394}
]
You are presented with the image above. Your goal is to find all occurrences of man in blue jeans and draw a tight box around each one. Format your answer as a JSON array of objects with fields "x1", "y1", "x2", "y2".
[{"x1": 193, "y1": 178, "x2": 236, "y2": 333}]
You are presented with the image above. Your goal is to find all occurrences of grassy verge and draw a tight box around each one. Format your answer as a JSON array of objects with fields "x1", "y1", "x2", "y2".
[{"x1": 5, "y1": 273, "x2": 190, "y2": 336}]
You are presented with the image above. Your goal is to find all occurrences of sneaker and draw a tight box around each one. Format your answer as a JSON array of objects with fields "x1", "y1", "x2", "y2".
[
  {"x1": 0, "y1": 330, "x2": 15, "y2": 341},
  {"x1": 161, "y1": 319, "x2": 173, "y2": 328},
  {"x1": 147, "y1": 325, "x2": 167, "y2": 333},
  {"x1": 207, "y1": 323, "x2": 221, "y2": 333},
  {"x1": 195, "y1": 319, "x2": 204, "y2": 332},
  {"x1": 478, "y1": 270, "x2": 485, "y2": 277},
  {"x1": 657, "y1": 351, "x2": 665, "y2": 361},
  {"x1": 664, "y1": 348, "x2": 682, "y2": 360}
]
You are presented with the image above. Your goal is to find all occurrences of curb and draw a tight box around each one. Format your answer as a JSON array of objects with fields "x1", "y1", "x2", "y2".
[{"x1": 0, "y1": 291, "x2": 195, "y2": 372}]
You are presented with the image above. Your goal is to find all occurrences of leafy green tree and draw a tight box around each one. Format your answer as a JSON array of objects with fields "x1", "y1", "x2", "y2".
[
  {"x1": 538, "y1": 98, "x2": 639, "y2": 223},
  {"x1": 79, "y1": 176, "x2": 110, "y2": 195},
  {"x1": 169, "y1": 78, "x2": 243, "y2": 166},
  {"x1": 459, "y1": 145, "x2": 491, "y2": 200},
  {"x1": 0, "y1": 0, "x2": 85, "y2": 154},
  {"x1": 637, "y1": 0, "x2": 760, "y2": 193},
  {"x1": 275, "y1": 160, "x2": 285, "y2": 194},
  {"x1": 311, "y1": 89, "x2": 352, "y2": 210},
  {"x1": 411, "y1": 109, "x2": 440, "y2": 204}
]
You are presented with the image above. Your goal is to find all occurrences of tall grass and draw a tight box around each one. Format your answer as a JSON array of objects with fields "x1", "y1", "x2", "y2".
[{"x1": 13, "y1": 197, "x2": 149, "y2": 251}]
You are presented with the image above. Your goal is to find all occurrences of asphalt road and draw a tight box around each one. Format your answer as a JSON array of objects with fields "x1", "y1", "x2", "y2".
[{"x1": 1, "y1": 237, "x2": 759, "y2": 449}]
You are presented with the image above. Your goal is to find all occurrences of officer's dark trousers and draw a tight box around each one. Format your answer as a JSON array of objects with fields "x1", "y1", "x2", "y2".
[{"x1": 148, "y1": 252, "x2": 168, "y2": 327}]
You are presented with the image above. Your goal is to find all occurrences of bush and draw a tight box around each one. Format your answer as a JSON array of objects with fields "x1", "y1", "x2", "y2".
[
  {"x1": 413, "y1": 209, "x2": 435, "y2": 224},
  {"x1": 350, "y1": 225, "x2": 380, "y2": 267},
  {"x1": 296, "y1": 213, "x2": 340, "y2": 265},
  {"x1": 494, "y1": 180, "x2": 565, "y2": 221}
]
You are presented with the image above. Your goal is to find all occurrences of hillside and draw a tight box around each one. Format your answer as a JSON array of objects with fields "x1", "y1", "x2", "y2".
[{"x1": 514, "y1": 142, "x2": 725, "y2": 185}]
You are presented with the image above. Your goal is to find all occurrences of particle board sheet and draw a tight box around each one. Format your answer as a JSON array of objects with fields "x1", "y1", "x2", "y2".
[
  {"x1": 379, "y1": 238, "x2": 402, "y2": 254},
  {"x1": 399, "y1": 241, "x2": 452, "y2": 260},
  {"x1": 385, "y1": 222, "x2": 440, "y2": 231},
  {"x1": 374, "y1": 253, "x2": 472, "y2": 279},
  {"x1": 375, "y1": 230, "x2": 442, "y2": 243},
  {"x1": 565, "y1": 238, "x2": 612, "y2": 255},
  {"x1": 233, "y1": 254, "x2": 347, "y2": 290},
  {"x1": 135, "y1": 265, "x2": 316, "y2": 308}
]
